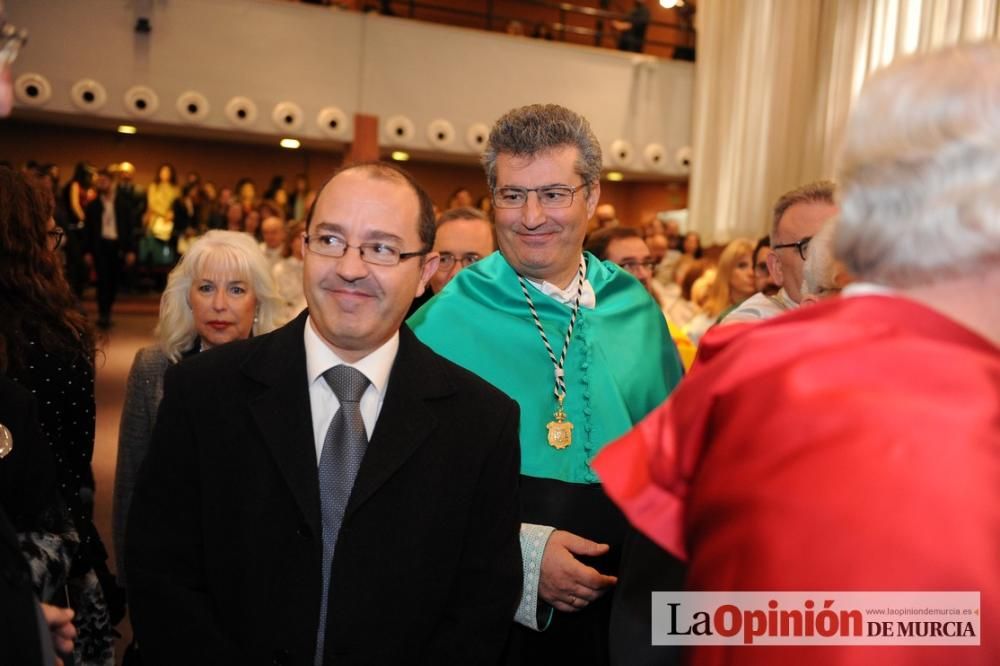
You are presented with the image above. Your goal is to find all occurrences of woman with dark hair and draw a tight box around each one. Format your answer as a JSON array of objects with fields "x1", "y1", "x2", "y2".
[
  {"x1": 682, "y1": 231, "x2": 703, "y2": 259},
  {"x1": 60, "y1": 161, "x2": 95, "y2": 297},
  {"x1": 0, "y1": 165, "x2": 117, "y2": 665}
]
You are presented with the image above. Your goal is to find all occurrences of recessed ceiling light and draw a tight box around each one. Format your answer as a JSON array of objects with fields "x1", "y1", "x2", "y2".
[
  {"x1": 117, "y1": 125, "x2": 137, "y2": 135},
  {"x1": 391, "y1": 151, "x2": 410, "y2": 161},
  {"x1": 280, "y1": 138, "x2": 301, "y2": 149},
  {"x1": 606, "y1": 171, "x2": 624, "y2": 182}
]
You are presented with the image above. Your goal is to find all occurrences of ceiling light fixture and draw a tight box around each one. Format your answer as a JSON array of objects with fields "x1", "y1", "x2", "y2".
[
  {"x1": 117, "y1": 124, "x2": 137, "y2": 135},
  {"x1": 279, "y1": 138, "x2": 301, "y2": 149}
]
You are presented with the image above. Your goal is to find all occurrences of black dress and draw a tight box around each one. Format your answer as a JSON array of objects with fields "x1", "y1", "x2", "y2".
[{"x1": 10, "y1": 340, "x2": 114, "y2": 666}]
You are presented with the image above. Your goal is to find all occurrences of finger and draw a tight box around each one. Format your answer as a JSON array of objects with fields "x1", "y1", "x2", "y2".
[
  {"x1": 550, "y1": 599, "x2": 578, "y2": 613},
  {"x1": 53, "y1": 635, "x2": 74, "y2": 654},
  {"x1": 561, "y1": 533, "x2": 611, "y2": 557},
  {"x1": 574, "y1": 567, "x2": 618, "y2": 590},
  {"x1": 55, "y1": 622, "x2": 78, "y2": 640}
]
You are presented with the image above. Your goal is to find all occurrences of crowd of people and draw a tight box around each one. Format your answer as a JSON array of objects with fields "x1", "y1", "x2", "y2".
[{"x1": 1, "y1": 40, "x2": 997, "y2": 666}]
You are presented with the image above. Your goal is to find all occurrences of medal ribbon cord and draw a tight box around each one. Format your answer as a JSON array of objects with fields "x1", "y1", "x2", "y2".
[{"x1": 516, "y1": 261, "x2": 586, "y2": 401}]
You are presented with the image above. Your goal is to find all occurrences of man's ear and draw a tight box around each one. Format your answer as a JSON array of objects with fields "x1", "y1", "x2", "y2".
[
  {"x1": 415, "y1": 252, "x2": 440, "y2": 298},
  {"x1": 765, "y1": 249, "x2": 784, "y2": 287},
  {"x1": 585, "y1": 181, "x2": 601, "y2": 219}
]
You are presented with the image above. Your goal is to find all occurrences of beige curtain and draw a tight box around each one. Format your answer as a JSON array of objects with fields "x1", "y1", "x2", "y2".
[{"x1": 689, "y1": 0, "x2": 1000, "y2": 244}]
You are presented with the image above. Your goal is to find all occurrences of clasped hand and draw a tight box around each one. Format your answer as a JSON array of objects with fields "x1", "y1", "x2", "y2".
[{"x1": 539, "y1": 529, "x2": 617, "y2": 613}]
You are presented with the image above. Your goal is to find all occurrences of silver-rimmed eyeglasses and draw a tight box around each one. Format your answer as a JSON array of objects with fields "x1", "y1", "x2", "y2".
[
  {"x1": 303, "y1": 233, "x2": 428, "y2": 267},
  {"x1": 437, "y1": 252, "x2": 482, "y2": 272},
  {"x1": 619, "y1": 259, "x2": 657, "y2": 272},
  {"x1": 492, "y1": 184, "x2": 587, "y2": 209}
]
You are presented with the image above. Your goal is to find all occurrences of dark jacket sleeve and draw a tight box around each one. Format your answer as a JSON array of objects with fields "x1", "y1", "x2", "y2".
[
  {"x1": 125, "y1": 364, "x2": 240, "y2": 666},
  {"x1": 422, "y1": 398, "x2": 522, "y2": 665},
  {"x1": 82, "y1": 198, "x2": 101, "y2": 256}
]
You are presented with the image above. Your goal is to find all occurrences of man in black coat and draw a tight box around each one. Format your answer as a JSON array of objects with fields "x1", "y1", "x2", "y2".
[
  {"x1": 126, "y1": 162, "x2": 522, "y2": 666},
  {"x1": 83, "y1": 168, "x2": 138, "y2": 328}
]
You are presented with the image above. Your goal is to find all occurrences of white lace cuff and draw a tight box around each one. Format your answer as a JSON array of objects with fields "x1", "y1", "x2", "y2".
[{"x1": 514, "y1": 522, "x2": 556, "y2": 631}]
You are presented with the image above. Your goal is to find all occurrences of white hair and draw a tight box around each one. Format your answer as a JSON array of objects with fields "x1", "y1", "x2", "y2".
[
  {"x1": 801, "y1": 217, "x2": 839, "y2": 297},
  {"x1": 156, "y1": 230, "x2": 282, "y2": 361},
  {"x1": 836, "y1": 43, "x2": 1000, "y2": 288}
]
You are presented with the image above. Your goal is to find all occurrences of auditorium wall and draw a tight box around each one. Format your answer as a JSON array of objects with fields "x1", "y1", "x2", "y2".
[{"x1": 0, "y1": 120, "x2": 686, "y2": 227}]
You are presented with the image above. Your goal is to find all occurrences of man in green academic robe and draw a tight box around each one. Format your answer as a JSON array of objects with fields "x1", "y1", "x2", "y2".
[{"x1": 409, "y1": 104, "x2": 683, "y2": 665}]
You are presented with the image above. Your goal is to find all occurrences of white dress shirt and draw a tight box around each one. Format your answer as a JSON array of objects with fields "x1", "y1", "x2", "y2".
[
  {"x1": 101, "y1": 194, "x2": 118, "y2": 240},
  {"x1": 304, "y1": 316, "x2": 399, "y2": 464},
  {"x1": 523, "y1": 255, "x2": 596, "y2": 309}
]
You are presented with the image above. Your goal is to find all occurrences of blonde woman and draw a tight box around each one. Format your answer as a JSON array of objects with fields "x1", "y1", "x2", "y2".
[
  {"x1": 684, "y1": 238, "x2": 755, "y2": 343},
  {"x1": 112, "y1": 230, "x2": 281, "y2": 590}
]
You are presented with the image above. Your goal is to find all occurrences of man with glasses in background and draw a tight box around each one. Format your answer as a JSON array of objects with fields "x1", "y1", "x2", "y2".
[
  {"x1": 128, "y1": 162, "x2": 521, "y2": 665},
  {"x1": 427, "y1": 206, "x2": 496, "y2": 294},
  {"x1": 585, "y1": 226, "x2": 697, "y2": 371},
  {"x1": 410, "y1": 104, "x2": 682, "y2": 666},
  {"x1": 720, "y1": 180, "x2": 837, "y2": 324}
]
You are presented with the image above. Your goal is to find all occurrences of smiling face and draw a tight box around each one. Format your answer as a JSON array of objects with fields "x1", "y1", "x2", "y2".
[
  {"x1": 304, "y1": 169, "x2": 438, "y2": 362},
  {"x1": 492, "y1": 146, "x2": 599, "y2": 288},
  {"x1": 188, "y1": 266, "x2": 258, "y2": 349}
]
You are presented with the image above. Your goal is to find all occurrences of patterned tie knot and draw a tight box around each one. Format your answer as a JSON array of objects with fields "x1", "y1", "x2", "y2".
[{"x1": 322, "y1": 365, "x2": 370, "y2": 403}]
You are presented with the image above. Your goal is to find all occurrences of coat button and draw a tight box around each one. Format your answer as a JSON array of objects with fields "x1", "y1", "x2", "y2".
[
  {"x1": 296, "y1": 523, "x2": 309, "y2": 539},
  {"x1": 272, "y1": 649, "x2": 290, "y2": 665}
]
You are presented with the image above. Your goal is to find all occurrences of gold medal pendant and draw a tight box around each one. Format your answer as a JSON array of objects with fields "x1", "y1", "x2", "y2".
[
  {"x1": 0, "y1": 423, "x2": 12, "y2": 459},
  {"x1": 546, "y1": 400, "x2": 573, "y2": 450}
]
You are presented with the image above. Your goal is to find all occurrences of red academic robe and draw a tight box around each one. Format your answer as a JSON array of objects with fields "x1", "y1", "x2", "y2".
[{"x1": 594, "y1": 294, "x2": 1000, "y2": 665}]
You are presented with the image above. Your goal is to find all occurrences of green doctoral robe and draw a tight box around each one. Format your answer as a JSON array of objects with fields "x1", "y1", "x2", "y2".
[
  {"x1": 410, "y1": 251, "x2": 681, "y2": 484},
  {"x1": 409, "y1": 251, "x2": 683, "y2": 661}
]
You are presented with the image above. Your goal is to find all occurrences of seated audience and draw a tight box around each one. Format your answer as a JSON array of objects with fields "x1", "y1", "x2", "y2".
[{"x1": 596, "y1": 42, "x2": 1000, "y2": 666}]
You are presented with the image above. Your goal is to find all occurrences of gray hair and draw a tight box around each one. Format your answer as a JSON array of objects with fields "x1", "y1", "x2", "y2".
[
  {"x1": 482, "y1": 104, "x2": 602, "y2": 192},
  {"x1": 801, "y1": 217, "x2": 839, "y2": 297},
  {"x1": 771, "y1": 180, "x2": 837, "y2": 243},
  {"x1": 155, "y1": 230, "x2": 282, "y2": 361},
  {"x1": 836, "y1": 43, "x2": 1000, "y2": 287}
]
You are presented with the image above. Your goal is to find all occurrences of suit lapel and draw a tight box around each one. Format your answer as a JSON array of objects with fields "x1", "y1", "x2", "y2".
[
  {"x1": 244, "y1": 312, "x2": 322, "y2": 537},
  {"x1": 344, "y1": 326, "x2": 453, "y2": 520}
]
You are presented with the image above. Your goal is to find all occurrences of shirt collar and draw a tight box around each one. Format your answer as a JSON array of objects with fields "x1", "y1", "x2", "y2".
[
  {"x1": 775, "y1": 288, "x2": 798, "y2": 309},
  {"x1": 303, "y1": 315, "x2": 398, "y2": 396},
  {"x1": 842, "y1": 282, "x2": 894, "y2": 298},
  {"x1": 523, "y1": 255, "x2": 597, "y2": 309}
]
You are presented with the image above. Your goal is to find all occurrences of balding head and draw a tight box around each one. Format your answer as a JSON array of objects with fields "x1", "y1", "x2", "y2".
[
  {"x1": 595, "y1": 203, "x2": 618, "y2": 228},
  {"x1": 261, "y1": 216, "x2": 286, "y2": 249}
]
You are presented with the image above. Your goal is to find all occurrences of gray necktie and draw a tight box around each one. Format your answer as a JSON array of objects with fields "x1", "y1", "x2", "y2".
[{"x1": 315, "y1": 365, "x2": 370, "y2": 666}]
